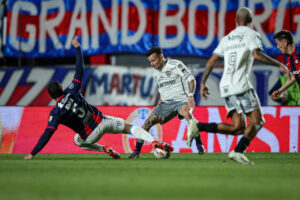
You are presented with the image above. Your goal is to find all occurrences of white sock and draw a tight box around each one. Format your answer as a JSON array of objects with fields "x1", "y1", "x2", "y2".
[
  {"x1": 80, "y1": 143, "x2": 105, "y2": 152},
  {"x1": 130, "y1": 126, "x2": 155, "y2": 143}
]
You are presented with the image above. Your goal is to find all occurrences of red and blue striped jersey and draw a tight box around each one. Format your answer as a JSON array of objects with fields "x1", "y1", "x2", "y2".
[
  {"x1": 48, "y1": 80, "x2": 103, "y2": 140},
  {"x1": 284, "y1": 46, "x2": 300, "y2": 86},
  {"x1": 31, "y1": 47, "x2": 103, "y2": 156}
]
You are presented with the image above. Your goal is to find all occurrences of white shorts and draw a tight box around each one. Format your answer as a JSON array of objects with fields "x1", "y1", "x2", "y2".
[
  {"x1": 224, "y1": 89, "x2": 262, "y2": 118},
  {"x1": 83, "y1": 115, "x2": 125, "y2": 144}
]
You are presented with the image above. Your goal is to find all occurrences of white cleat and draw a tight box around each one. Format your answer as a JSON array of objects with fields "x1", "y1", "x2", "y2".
[
  {"x1": 187, "y1": 118, "x2": 199, "y2": 147},
  {"x1": 228, "y1": 150, "x2": 254, "y2": 165}
]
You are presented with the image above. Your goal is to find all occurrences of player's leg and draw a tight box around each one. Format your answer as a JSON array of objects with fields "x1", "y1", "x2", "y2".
[
  {"x1": 74, "y1": 134, "x2": 120, "y2": 159},
  {"x1": 196, "y1": 94, "x2": 247, "y2": 136},
  {"x1": 128, "y1": 112, "x2": 163, "y2": 158},
  {"x1": 179, "y1": 103, "x2": 205, "y2": 149},
  {"x1": 198, "y1": 111, "x2": 246, "y2": 135},
  {"x1": 229, "y1": 90, "x2": 264, "y2": 164},
  {"x1": 75, "y1": 115, "x2": 126, "y2": 159},
  {"x1": 234, "y1": 108, "x2": 264, "y2": 153}
]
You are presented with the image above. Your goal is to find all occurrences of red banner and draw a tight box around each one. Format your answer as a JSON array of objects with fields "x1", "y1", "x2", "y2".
[{"x1": 0, "y1": 106, "x2": 299, "y2": 154}]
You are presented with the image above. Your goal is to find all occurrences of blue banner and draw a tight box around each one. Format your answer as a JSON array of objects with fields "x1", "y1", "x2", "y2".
[{"x1": 4, "y1": 0, "x2": 300, "y2": 58}]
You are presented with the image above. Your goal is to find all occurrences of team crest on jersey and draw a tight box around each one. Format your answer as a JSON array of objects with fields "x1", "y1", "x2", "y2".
[
  {"x1": 178, "y1": 64, "x2": 183, "y2": 69},
  {"x1": 49, "y1": 116, "x2": 53, "y2": 122},
  {"x1": 165, "y1": 71, "x2": 172, "y2": 77},
  {"x1": 296, "y1": 59, "x2": 299, "y2": 64},
  {"x1": 122, "y1": 108, "x2": 162, "y2": 153},
  {"x1": 69, "y1": 83, "x2": 74, "y2": 89}
]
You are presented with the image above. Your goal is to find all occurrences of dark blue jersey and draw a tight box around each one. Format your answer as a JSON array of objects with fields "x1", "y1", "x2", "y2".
[
  {"x1": 284, "y1": 46, "x2": 300, "y2": 86},
  {"x1": 31, "y1": 47, "x2": 103, "y2": 156}
]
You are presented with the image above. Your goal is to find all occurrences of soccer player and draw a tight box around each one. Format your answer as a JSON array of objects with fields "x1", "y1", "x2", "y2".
[
  {"x1": 190, "y1": 7, "x2": 291, "y2": 164},
  {"x1": 24, "y1": 36, "x2": 173, "y2": 160},
  {"x1": 271, "y1": 30, "x2": 298, "y2": 100},
  {"x1": 129, "y1": 46, "x2": 204, "y2": 158}
]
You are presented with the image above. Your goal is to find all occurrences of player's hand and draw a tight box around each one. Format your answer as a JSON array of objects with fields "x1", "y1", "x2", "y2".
[
  {"x1": 271, "y1": 90, "x2": 281, "y2": 100},
  {"x1": 200, "y1": 83, "x2": 209, "y2": 100},
  {"x1": 72, "y1": 36, "x2": 80, "y2": 48},
  {"x1": 24, "y1": 154, "x2": 34, "y2": 160},
  {"x1": 188, "y1": 96, "x2": 195, "y2": 109}
]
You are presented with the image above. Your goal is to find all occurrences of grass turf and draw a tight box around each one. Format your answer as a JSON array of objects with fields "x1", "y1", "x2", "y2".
[{"x1": 0, "y1": 153, "x2": 299, "y2": 200}]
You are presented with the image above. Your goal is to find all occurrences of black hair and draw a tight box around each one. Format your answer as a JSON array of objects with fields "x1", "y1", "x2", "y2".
[
  {"x1": 48, "y1": 81, "x2": 64, "y2": 99},
  {"x1": 273, "y1": 30, "x2": 294, "y2": 45},
  {"x1": 146, "y1": 46, "x2": 163, "y2": 57}
]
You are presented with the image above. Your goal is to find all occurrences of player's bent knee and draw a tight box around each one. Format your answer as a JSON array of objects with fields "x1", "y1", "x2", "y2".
[
  {"x1": 231, "y1": 124, "x2": 245, "y2": 135},
  {"x1": 74, "y1": 134, "x2": 84, "y2": 146}
]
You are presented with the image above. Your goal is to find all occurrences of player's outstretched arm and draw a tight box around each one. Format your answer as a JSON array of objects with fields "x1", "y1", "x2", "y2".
[
  {"x1": 24, "y1": 154, "x2": 34, "y2": 160},
  {"x1": 72, "y1": 36, "x2": 80, "y2": 48},
  {"x1": 271, "y1": 70, "x2": 296, "y2": 100},
  {"x1": 72, "y1": 36, "x2": 84, "y2": 82},
  {"x1": 252, "y1": 49, "x2": 282, "y2": 68},
  {"x1": 24, "y1": 128, "x2": 55, "y2": 160},
  {"x1": 201, "y1": 54, "x2": 218, "y2": 99}
]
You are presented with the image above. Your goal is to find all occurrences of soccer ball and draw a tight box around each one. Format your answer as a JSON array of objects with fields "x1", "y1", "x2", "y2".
[{"x1": 153, "y1": 148, "x2": 170, "y2": 159}]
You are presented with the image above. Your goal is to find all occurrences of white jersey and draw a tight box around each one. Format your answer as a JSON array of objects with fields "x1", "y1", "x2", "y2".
[
  {"x1": 153, "y1": 59, "x2": 195, "y2": 102},
  {"x1": 213, "y1": 26, "x2": 263, "y2": 98}
]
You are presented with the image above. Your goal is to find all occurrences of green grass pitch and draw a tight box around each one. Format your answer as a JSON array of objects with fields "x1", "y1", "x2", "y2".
[{"x1": 0, "y1": 153, "x2": 300, "y2": 200}]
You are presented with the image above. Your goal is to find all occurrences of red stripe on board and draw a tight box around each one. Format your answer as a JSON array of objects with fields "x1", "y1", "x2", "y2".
[
  {"x1": 7, "y1": 85, "x2": 31, "y2": 106},
  {"x1": 30, "y1": 88, "x2": 52, "y2": 106}
]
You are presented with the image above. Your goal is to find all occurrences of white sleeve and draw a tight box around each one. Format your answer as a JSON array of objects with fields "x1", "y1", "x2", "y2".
[
  {"x1": 249, "y1": 32, "x2": 263, "y2": 52},
  {"x1": 175, "y1": 62, "x2": 195, "y2": 96},
  {"x1": 213, "y1": 37, "x2": 225, "y2": 57}
]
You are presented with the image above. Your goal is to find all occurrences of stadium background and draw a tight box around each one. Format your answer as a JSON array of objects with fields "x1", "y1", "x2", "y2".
[{"x1": 0, "y1": 0, "x2": 299, "y2": 153}]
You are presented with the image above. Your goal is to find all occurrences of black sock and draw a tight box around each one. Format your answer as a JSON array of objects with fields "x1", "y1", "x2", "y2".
[
  {"x1": 135, "y1": 141, "x2": 144, "y2": 152},
  {"x1": 234, "y1": 136, "x2": 250, "y2": 153},
  {"x1": 195, "y1": 135, "x2": 203, "y2": 145},
  {"x1": 197, "y1": 122, "x2": 217, "y2": 133}
]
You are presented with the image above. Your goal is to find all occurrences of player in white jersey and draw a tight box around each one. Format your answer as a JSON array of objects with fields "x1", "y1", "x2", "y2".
[
  {"x1": 129, "y1": 47, "x2": 205, "y2": 158},
  {"x1": 189, "y1": 7, "x2": 290, "y2": 164}
]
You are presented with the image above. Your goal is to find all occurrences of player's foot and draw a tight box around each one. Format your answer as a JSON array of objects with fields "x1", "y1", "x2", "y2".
[
  {"x1": 196, "y1": 144, "x2": 206, "y2": 155},
  {"x1": 228, "y1": 150, "x2": 254, "y2": 165},
  {"x1": 104, "y1": 146, "x2": 121, "y2": 159},
  {"x1": 151, "y1": 141, "x2": 174, "y2": 152},
  {"x1": 187, "y1": 118, "x2": 199, "y2": 147},
  {"x1": 128, "y1": 150, "x2": 140, "y2": 159}
]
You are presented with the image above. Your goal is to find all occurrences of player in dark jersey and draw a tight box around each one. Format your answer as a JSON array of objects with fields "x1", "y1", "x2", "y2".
[
  {"x1": 24, "y1": 36, "x2": 173, "y2": 160},
  {"x1": 271, "y1": 30, "x2": 298, "y2": 100}
]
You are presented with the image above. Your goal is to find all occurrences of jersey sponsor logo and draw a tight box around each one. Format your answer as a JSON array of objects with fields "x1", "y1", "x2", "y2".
[
  {"x1": 165, "y1": 71, "x2": 172, "y2": 77},
  {"x1": 69, "y1": 83, "x2": 74, "y2": 89},
  {"x1": 223, "y1": 86, "x2": 229, "y2": 94},
  {"x1": 228, "y1": 34, "x2": 244, "y2": 42},
  {"x1": 122, "y1": 108, "x2": 162, "y2": 153},
  {"x1": 159, "y1": 80, "x2": 176, "y2": 88},
  {"x1": 224, "y1": 43, "x2": 246, "y2": 51}
]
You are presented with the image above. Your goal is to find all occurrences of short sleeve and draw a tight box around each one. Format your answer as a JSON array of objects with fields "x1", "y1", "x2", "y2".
[
  {"x1": 213, "y1": 38, "x2": 225, "y2": 57},
  {"x1": 249, "y1": 32, "x2": 263, "y2": 52}
]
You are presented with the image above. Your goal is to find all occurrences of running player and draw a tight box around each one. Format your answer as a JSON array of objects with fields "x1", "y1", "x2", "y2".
[
  {"x1": 129, "y1": 46, "x2": 204, "y2": 158},
  {"x1": 24, "y1": 36, "x2": 173, "y2": 160},
  {"x1": 189, "y1": 7, "x2": 290, "y2": 164},
  {"x1": 271, "y1": 30, "x2": 298, "y2": 100}
]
